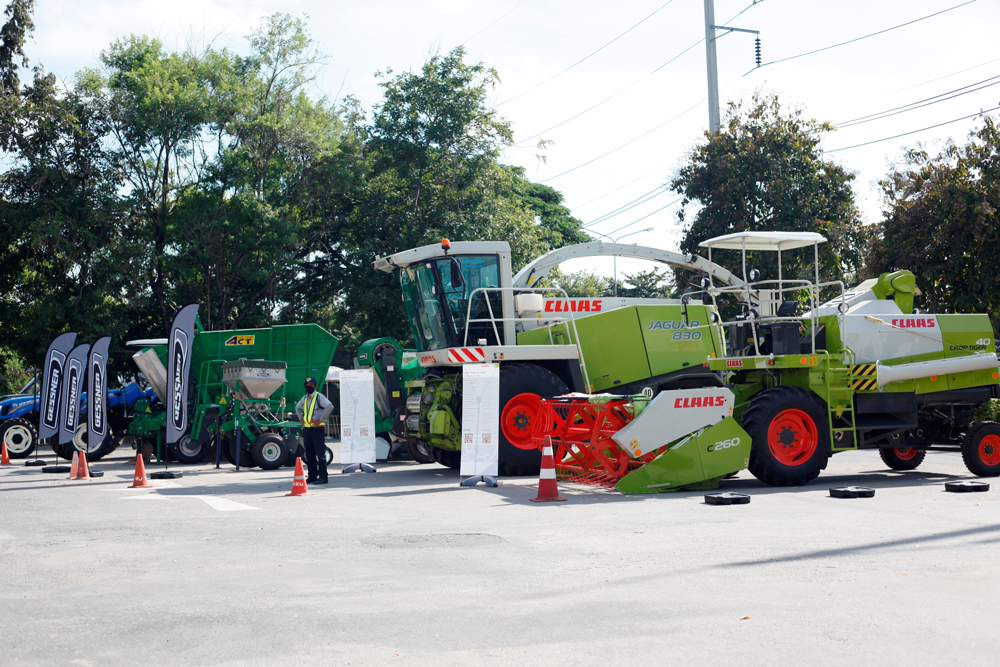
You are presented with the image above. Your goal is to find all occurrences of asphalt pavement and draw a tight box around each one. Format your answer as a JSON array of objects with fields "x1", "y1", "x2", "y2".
[{"x1": 2, "y1": 444, "x2": 998, "y2": 666}]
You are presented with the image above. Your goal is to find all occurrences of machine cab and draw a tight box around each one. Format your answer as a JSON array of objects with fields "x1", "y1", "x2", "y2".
[{"x1": 375, "y1": 241, "x2": 515, "y2": 352}]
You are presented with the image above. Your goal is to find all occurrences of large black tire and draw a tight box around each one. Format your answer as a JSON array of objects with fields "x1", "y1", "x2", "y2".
[
  {"x1": 251, "y1": 434, "x2": 289, "y2": 470},
  {"x1": 742, "y1": 385, "x2": 831, "y2": 487},
  {"x1": 170, "y1": 433, "x2": 207, "y2": 464},
  {"x1": 284, "y1": 437, "x2": 305, "y2": 467},
  {"x1": 497, "y1": 363, "x2": 569, "y2": 476},
  {"x1": 406, "y1": 439, "x2": 435, "y2": 464},
  {"x1": 430, "y1": 446, "x2": 461, "y2": 470},
  {"x1": 880, "y1": 446, "x2": 926, "y2": 471},
  {"x1": 52, "y1": 440, "x2": 75, "y2": 461},
  {"x1": 962, "y1": 421, "x2": 1000, "y2": 477},
  {"x1": 0, "y1": 418, "x2": 38, "y2": 458},
  {"x1": 71, "y1": 424, "x2": 118, "y2": 461},
  {"x1": 223, "y1": 435, "x2": 258, "y2": 468}
]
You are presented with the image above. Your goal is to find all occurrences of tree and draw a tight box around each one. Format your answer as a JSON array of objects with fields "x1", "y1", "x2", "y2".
[
  {"x1": 672, "y1": 92, "x2": 864, "y2": 294},
  {"x1": 0, "y1": 0, "x2": 35, "y2": 147},
  {"x1": 311, "y1": 47, "x2": 547, "y2": 350},
  {"x1": 520, "y1": 180, "x2": 589, "y2": 250},
  {"x1": 544, "y1": 268, "x2": 612, "y2": 298},
  {"x1": 619, "y1": 267, "x2": 672, "y2": 298},
  {"x1": 868, "y1": 116, "x2": 1000, "y2": 323}
]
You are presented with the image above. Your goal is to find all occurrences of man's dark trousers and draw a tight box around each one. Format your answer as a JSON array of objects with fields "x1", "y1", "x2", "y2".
[{"x1": 302, "y1": 426, "x2": 328, "y2": 482}]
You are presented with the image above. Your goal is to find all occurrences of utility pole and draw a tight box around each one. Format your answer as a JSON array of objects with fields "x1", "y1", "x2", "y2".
[
  {"x1": 704, "y1": 1, "x2": 760, "y2": 134},
  {"x1": 703, "y1": 0, "x2": 721, "y2": 134}
]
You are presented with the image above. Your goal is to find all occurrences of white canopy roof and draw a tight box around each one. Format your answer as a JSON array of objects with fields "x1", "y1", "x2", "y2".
[
  {"x1": 325, "y1": 366, "x2": 344, "y2": 383},
  {"x1": 699, "y1": 231, "x2": 827, "y2": 252}
]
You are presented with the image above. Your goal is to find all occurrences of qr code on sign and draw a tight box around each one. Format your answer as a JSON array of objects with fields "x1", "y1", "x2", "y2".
[
  {"x1": 481, "y1": 434, "x2": 491, "y2": 444},
  {"x1": 463, "y1": 433, "x2": 474, "y2": 444}
]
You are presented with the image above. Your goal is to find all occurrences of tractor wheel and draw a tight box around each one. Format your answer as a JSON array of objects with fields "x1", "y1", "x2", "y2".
[
  {"x1": 962, "y1": 421, "x2": 1000, "y2": 477},
  {"x1": 72, "y1": 424, "x2": 117, "y2": 461},
  {"x1": 430, "y1": 447, "x2": 461, "y2": 470},
  {"x1": 742, "y1": 386, "x2": 830, "y2": 487},
  {"x1": 170, "y1": 434, "x2": 206, "y2": 464},
  {"x1": 251, "y1": 434, "x2": 288, "y2": 470},
  {"x1": 880, "y1": 446, "x2": 926, "y2": 471},
  {"x1": 52, "y1": 440, "x2": 75, "y2": 461},
  {"x1": 225, "y1": 436, "x2": 257, "y2": 468},
  {"x1": 284, "y1": 438, "x2": 305, "y2": 467},
  {"x1": 406, "y1": 439, "x2": 435, "y2": 464},
  {"x1": 498, "y1": 363, "x2": 568, "y2": 476},
  {"x1": 0, "y1": 418, "x2": 38, "y2": 458}
]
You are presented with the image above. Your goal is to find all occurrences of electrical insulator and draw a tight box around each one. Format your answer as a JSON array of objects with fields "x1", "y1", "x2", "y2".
[{"x1": 755, "y1": 37, "x2": 761, "y2": 68}]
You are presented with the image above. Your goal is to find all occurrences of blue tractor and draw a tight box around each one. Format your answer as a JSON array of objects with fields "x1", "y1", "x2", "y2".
[{"x1": 0, "y1": 375, "x2": 156, "y2": 461}]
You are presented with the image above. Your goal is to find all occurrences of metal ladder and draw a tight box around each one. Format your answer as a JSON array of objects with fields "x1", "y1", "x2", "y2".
[{"x1": 824, "y1": 357, "x2": 857, "y2": 451}]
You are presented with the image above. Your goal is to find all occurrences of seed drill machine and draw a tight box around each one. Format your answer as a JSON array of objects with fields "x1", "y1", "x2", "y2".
[{"x1": 374, "y1": 232, "x2": 1000, "y2": 489}]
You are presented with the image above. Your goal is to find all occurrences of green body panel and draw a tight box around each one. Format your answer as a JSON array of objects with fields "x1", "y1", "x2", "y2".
[
  {"x1": 517, "y1": 304, "x2": 721, "y2": 392},
  {"x1": 356, "y1": 337, "x2": 422, "y2": 434},
  {"x1": 615, "y1": 418, "x2": 750, "y2": 494},
  {"x1": 412, "y1": 375, "x2": 462, "y2": 450}
]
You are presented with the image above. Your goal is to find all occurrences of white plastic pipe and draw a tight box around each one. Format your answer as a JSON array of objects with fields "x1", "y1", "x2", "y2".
[{"x1": 876, "y1": 353, "x2": 999, "y2": 389}]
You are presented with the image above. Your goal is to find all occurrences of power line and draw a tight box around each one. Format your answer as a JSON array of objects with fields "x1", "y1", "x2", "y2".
[
  {"x1": 755, "y1": 0, "x2": 977, "y2": 70},
  {"x1": 833, "y1": 76, "x2": 1000, "y2": 130},
  {"x1": 498, "y1": 0, "x2": 679, "y2": 106},
  {"x1": 572, "y1": 166, "x2": 669, "y2": 210},
  {"x1": 595, "y1": 196, "x2": 685, "y2": 238},
  {"x1": 517, "y1": 41, "x2": 702, "y2": 145},
  {"x1": 516, "y1": 1, "x2": 760, "y2": 144},
  {"x1": 824, "y1": 105, "x2": 999, "y2": 153},
  {"x1": 540, "y1": 95, "x2": 707, "y2": 183},
  {"x1": 462, "y1": 1, "x2": 528, "y2": 45},
  {"x1": 885, "y1": 56, "x2": 1000, "y2": 96},
  {"x1": 584, "y1": 185, "x2": 671, "y2": 229}
]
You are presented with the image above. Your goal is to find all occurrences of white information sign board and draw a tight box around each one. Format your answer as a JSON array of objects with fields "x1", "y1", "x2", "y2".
[
  {"x1": 460, "y1": 363, "x2": 500, "y2": 477},
  {"x1": 340, "y1": 369, "x2": 376, "y2": 465}
]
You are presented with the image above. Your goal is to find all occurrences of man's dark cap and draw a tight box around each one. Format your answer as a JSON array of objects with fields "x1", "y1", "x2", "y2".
[{"x1": 304, "y1": 377, "x2": 318, "y2": 387}]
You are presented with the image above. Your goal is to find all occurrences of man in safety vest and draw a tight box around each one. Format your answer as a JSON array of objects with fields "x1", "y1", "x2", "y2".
[{"x1": 295, "y1": 377, "x2": 333, "y2": 484}]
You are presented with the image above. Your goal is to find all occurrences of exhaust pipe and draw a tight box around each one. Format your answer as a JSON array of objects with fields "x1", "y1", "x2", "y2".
[{"x1": 877, "y1": 353, "x2": 999, "y2": 389}]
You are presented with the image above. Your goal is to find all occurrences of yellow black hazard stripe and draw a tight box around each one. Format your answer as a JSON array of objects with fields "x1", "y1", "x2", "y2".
[{"x1": 851, "y1": 364, "x2": 878, "y2": 391}]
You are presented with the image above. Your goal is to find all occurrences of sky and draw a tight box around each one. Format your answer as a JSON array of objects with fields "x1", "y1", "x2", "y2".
[{"x1": 25, "y1": 0, "x2": 1000, "y2": 279}]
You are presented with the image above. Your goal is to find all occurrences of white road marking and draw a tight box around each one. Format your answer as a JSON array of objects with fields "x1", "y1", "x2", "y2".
[
  {"x1": 0, "y1": 530, "x2": 16, "y2": 540},
  {"x1": 118, "y1": 493, "x2": 258, "y2": 511},
  {"x1": 197, "y1": 497, "x2": 259, "y2": 512}
]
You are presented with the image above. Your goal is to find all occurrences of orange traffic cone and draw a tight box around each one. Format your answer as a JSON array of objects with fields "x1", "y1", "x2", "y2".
[
  {"x1": 67, "y1": 451, "x2": 80, "y2": 479},
  {"x1": 285, "y1": 457, "x2": 312, "y2": 496},
  {"x1": 70, "y1": 451, "x2": 92, "y2": 480},
  {"x1": 128, "y1": 454, "x2": 153, "y2": 488},
  {"x1": 0, "y1": 440, "x2": 11, "y2": 465},
  {"x1": 530, "y1": 436, "x2": 566, "y2": 502}
]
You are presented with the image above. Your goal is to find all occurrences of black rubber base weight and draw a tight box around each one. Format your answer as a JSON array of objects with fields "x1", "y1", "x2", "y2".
[
  {"x1": 830, "y1": 486, "x2": 876, "y2": 498},
  {"x1": 42, "y1": 466, "x2": 71, "y2": 473},
  {"x1": 705, "y1": 492, "x2": 751, "y2": 505},
  {"x1": 88, "y1": 471, "x2": 105, "y2": 478},
  {"x1": 149, "y1": 471, "x2": 183, "y2": 479},
  {"x1": 945, "y1": 480, "x2": 990, "y2": 493},
  {"x1": 25, "y1": 460, "x2": 48, "y2": 467}
]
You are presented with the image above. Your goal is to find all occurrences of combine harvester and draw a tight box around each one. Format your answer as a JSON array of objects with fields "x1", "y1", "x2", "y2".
[{"x1": 375, "y1": 232, "x2": 1000, "y2": 489}]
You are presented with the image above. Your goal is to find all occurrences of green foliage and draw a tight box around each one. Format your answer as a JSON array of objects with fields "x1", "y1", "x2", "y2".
[
  {"x1": 543, "y1": 268, "x2": 612, "y2": 298},
  {"x1": 619, "y1": 268, "x2": 673, "y2": 298},
  {"x1": 0, "y1": 0, "x2": 34, "y2": 92},
  {"x1": 672, "y1": 92, "x2": 865, "y2": 295},
  {"x1": 0, "y1": 345, "x2": 32, "y2": 395},
  {"x1": 520, "y1": 180, "x2": 590, "y2": 250},
  {"x1": 868, "y1": 117, "x2": 1000, "y2": 325},
  {"x1": 0, "y1": 14, "x2": 583, "y2": 365}
]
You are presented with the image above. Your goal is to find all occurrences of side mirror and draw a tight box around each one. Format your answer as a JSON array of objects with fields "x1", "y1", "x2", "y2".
[
  {"x1": 748, "y1": 269, "x2": 761, "y2": 282},
  {"x1": 449, "y1": 257, "x2": 464, "y2": 290}
]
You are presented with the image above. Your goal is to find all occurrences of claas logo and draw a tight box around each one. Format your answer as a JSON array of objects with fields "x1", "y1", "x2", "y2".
[
  {"x1": 674, "y1": 396, "x2": 726, "y2": 408},
  {"x1": 224, "y1": 335, "x2": 255, "y2": 346}
]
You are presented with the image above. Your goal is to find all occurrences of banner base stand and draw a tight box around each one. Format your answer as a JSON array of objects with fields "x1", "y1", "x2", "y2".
[
  {"x1": 461, "y1": 475, "x2": 498, "y2": 488},
  {"x1": 25, "y1": 460, "x2": 48, "y2": 467},
  {"x1": 150, "y1": 471, "x2": 183, "y2": 479},
  {"x1": 42, "y1": 466, "x2": 71, "y2": 473},
  {"x1": 343, "y1": 463, "x2": 376, "y2": 473}
]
